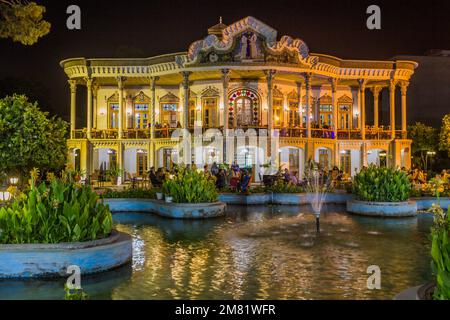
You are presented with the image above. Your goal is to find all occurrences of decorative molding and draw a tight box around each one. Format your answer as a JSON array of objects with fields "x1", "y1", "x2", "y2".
[
  {"x1": 201, "y1": 86, "x2": 220, "y2": 97},
  {"x1": 337, "y1": 94, "x2": 353, "y2": 104},
  {"x1": 319, "y1": 93, "x2": 332, "y2": 105},
  {"x1": 159, "y1": 92, "x2": 179, "y2": 103}
]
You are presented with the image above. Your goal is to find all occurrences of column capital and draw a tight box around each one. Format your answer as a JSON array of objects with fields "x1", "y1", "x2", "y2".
[
  {"x1": 84, "y1": 77, "x2": 93, "y2": 88},
  {"x1": 302, "y1": 72, "x2": 312, "y2": 88},
  {"x1": 389, "y1": 79, "x2": 398, "y2": 91},
  {"x1": 264, "y1": 69, "x2": 276, "y2": 84},
  {"x1": 92, "y1": 83, "x2": 99, "y2": 95},
  {"x1": 371, "y1": 86, "x2": 382, "y2": 97},
  {"x1": 357, "y1": 78, "x2": 368, "y2": 91},
  {"x1": 181, "y1": 71, "x2": 191, "y2": 89},
  {"x1": 400, "y1": 81, "x2": 409, "y2": 95},
  {"x1": 330, "y1": 78, "x2": 339, "y2": 92},
  {"x1": 117, "y1": 76, "x2": 127, "y2": 89},
  {"x1": 149, "y1": 76, "x2": 159, "y2": 90},
  {"x1": 68, "y1": 80, "x2": 77, "y2": 93},
  {"x1": 221, "y1": 69, "x2": 230, "y2": 86}
]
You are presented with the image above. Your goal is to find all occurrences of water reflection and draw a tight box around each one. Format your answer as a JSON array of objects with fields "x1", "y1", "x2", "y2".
[{"x1": 0, "y1": 205, "x2": 433, "y2": 300}]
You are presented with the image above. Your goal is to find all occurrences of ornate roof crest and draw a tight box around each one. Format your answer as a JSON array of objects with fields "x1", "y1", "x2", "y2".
[{"x1": 185, "y1": 16, "x2": 316, "y2": 67}]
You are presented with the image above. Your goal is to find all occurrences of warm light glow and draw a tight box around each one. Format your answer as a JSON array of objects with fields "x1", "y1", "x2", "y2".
[
  {"x1": 99, "y1": 108, "x2": 106, "y2": 115},
  {"x1": 0, "y1": 191, "x2": 10, "y2": 202},
  {"x1": 9, "y1": 177, "x2": 19, "y2": 185}
]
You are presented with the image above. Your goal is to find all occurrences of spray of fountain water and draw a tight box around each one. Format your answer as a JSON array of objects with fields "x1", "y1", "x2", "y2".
[{"x1": 304, "y1": 160, "x2": 334, "y2": 232}]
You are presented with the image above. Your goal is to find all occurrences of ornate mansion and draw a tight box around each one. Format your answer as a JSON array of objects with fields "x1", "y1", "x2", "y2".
[{"x1": 61, "y1": 16, "x2": 417, "y2": 182}]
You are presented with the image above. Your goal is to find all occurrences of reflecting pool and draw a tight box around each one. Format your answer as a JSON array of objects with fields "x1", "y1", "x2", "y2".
[{"x1": 0, "y1": 205, "x2": 433, "y2": 300}]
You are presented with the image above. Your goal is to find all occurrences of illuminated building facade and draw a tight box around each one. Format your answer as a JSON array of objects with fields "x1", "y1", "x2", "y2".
[{"x1": 61, "y1": 16, "x2": 417, "y2": 182}]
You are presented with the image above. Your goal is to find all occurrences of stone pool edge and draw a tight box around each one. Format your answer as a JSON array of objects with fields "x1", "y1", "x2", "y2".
[{"x1": 0, "y1": 230, "x2": 132, "y2": 279}]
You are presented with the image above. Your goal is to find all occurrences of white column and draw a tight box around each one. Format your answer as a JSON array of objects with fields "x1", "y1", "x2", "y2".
[
  {"x1": 117, "y1": 76, "x2": 126, "y2": 139},
  {"x1": 400, "y1": 81, "x2": 409, "y2": 137},
  {"x1": 389, "y1": 79, "x2": 396, "y2": 139},
  {"x1": 265, "y1": 70, "x2": 276, "y2": 131},
  {"x1": 92, "y1": 84, "x2": 99, "y2": 129},
  {"x1": 181, "y1": 71, "x2": 191, "y2": 128},
  {"x1": 331, "y1": 78, "x2": 338, "y2": 139},
  {"x1": 221, "y1": 69, "x2": 230, "y2": 130},
  {"x1": 296, "y1": 82, "x2": 302, "y2": 128},
  {"x1": 86, "y1": 78, "x2": 93, "y2": 139},
  {"x1": 68, "y1": 80, "x2": 77, "y2": 139},
  {"x1": 371, "y1": 86, "x2": 381, "y2": 129},
  {"x1": 304, "y1": 73, "x2": 312, "y2": 139},
  {"x1": 358, "y1": 79, "x2": 366, "y2": 139}
]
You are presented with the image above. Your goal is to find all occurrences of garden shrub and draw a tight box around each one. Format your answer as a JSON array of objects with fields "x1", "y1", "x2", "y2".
[
  {"x1": 162, "y1": 167, "x2": 217, "y2": 203},
  {"x1": 101, "y1": 187, "x2": 155, "y2": 199},
  {"x1": 352, "y1": 164, "x2": 411, "y2": 202},
  {"x1": 0, "y1": 178, "x2": 112, "y2": 244}
]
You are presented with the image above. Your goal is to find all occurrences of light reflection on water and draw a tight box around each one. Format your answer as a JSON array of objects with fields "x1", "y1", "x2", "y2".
[{"x1": 0, "y1": 205, "x2": 433, "y2": 300}]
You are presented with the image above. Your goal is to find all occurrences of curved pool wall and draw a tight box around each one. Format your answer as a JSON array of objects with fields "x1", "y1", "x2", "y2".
[
  {"x1": 347, "y1": 200, "x2": 418, "y2": 217},
  {"x1": 0, "y1": 230, "x2": 132, "y2": 278},
  {"x1": 104, "y1": 199, "x2": 226, "y2": 219},
  {"x1": 217, "y1": 192, "x2": 354, "y2": 205},
  {"x1": 413, "y1": 197, "x2": 450, "y2": 211}
]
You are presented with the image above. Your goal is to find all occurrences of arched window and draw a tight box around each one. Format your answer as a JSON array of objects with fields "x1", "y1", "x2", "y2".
[
  {"x1": 107, "y1": 92, "x2": 119, "y2": 129},
  {"x1": 338, "y1": 95, "x2": 353, "y2": 129},
  {"x1": 228, "y1": 89, "x2": 259, "y2": 127},
  {"x1": 133, "y1": 91, "x2": 150, "y2": 129}
]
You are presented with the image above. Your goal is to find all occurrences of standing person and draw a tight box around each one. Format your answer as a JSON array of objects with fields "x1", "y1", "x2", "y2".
[
  {"x1": 216, "y1": 169, "x2": 226, "y2": 190},
  {"x1": 283, "y1": 168, "x2": 291, "y2": 183},
  {"x1": 231, "y1": 161, "x2": 240, "y2": 177},
  {"x1": 240, "y1": 169, "x2": 251, "y2": 193},
  {"x1": 211, "y1": 162, "x2": 219, "y2": 176},
  {"x1": 290, "y1": 171, "x2": 299, "y2": 185}
]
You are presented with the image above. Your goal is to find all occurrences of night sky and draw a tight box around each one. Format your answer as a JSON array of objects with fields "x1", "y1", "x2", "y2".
[{"x1": 1, "y1": 0, "x2": 450, "y2": 124}]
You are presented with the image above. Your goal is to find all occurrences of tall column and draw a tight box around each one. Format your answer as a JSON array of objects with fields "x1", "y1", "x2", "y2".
[
  {"x1": 86, "y1": 78, "x2": 93, "y2": 139},
  {"x1": 68, "y1": 80, "x2": 77, "y2": 139},
  {"x1": 265, "y1": 70, "x2": 276, "y2": 131},
  {"x1": 92, "y1": 83, "x2": 99, "y2": 129},
  {"x1": 330, "y1": 78, "x2": 338, "y2": 139},
  {"x1": 283, "y1": 94, "x2": 288, "y2": 127},
  {"x1": 371, "y1": 86, "x2": 381, "y2": 129},
  {"x1": 117, "y1": 76, "x2": 126, "y2": 139},
  {"x1": 400, "y1": 81, "x2": 409, "y2": 137},
  {"x1": 358, "y1": 79, "x2": 367, "y2": 139},
  {"x1": 181, "y1": 71, "x2": 191, "y2": 128},
  {"x1": 389, "y1": 79, "x2": 397, "y2": 139},
  {"x1": 296, "y1": 82, "x2": 302, "y2": 128},
  {"x1": 221, "y1": 69, "x2": 230, "y2": 130},
  {"x1": 304, "y1": 73, "x2": 312, "y2": 139},
  {"x1": 149, "y1": 77, "x2": 159, "y2": 140}
]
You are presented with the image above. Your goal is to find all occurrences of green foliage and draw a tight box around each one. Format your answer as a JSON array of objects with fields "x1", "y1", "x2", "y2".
[
  {"x1": 408, "y1": 122, "x2": 439, "y2": 169},
  {"x1": 266, "y1": 178, "x2": 304, "y2": 193},
  {"x1": 162, "y1": 167, "x2": 218, "y2": 203},
  {"x1": 352, "y1": 164, "x2": 411, "y2": 202},
  {"x1": 0, "y1": 178, "x2": 113, "y2": 244},
  {"x1": 102, "y1": 187, "x2": 156, "y2": 199},
  {"x1": 0, "y1": 95, "x2": 68, "y2": 181},
  {"x1": 105, "y1": 166, "x2": 123, "y2": 182},
  {"x1": 439, "y1": 114, "x2": 450, "y2": 157},
  {"x1": 64, "y1": 284, "x2": 89, "y2": 300},
  {"x1": 429, "y1": 204, "x2": 450, "y2": 300},
  {"x1": 0, "y1": 1, "x2": 50, "y2": 45}
]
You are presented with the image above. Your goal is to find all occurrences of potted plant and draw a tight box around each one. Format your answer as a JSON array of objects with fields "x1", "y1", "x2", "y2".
[
  {"x1": 347, "y1": 165, "x2": 416, "y2": 216},
  {"x1": 106, "y1": 166, "x2": 123, "y2": 185}
]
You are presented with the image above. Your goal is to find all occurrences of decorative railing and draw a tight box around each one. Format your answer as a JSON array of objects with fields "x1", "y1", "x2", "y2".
[{"x1": 71, "y1": 127, "x2": 408, "y2": 140}]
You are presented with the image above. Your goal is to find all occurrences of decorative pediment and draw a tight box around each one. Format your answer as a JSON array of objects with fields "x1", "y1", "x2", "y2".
[
  {"x1": 338, "y1": 94, "x2": 353, "y2": 104},
  {"x1": 107, "y1": 92, "x2": 119, "y2": 103},
  {"x1": 159, "y1": 92, "x2": 179, "y2": 103},
  {"x1": 273, "y1": 86, "x2": 284, "y2": 99},
  {"x1": 185, "y1": 16, "x2": 316, "y2": 67},
  {"x1": 201, "y1": 86, "x2": 220, "y2": 97},
  {"x1": 319, "y1": 93, "x2": 332, "y2": 105},
  {"x1": 287, "y1": 90, "x2": 298, "y2": 100},
  {"x1": 133, "y1": 91, "x2": 151, "y2": 103}
]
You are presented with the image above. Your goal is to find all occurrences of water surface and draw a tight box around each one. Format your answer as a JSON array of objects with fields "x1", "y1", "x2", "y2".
[{"x1": 0, "y1": 205, "x2": 433, "y2": 299}]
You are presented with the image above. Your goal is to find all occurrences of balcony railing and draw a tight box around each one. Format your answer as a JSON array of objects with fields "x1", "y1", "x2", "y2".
[{"x1": 71, "y1": 127, "x2": 408, "y2": 140}]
